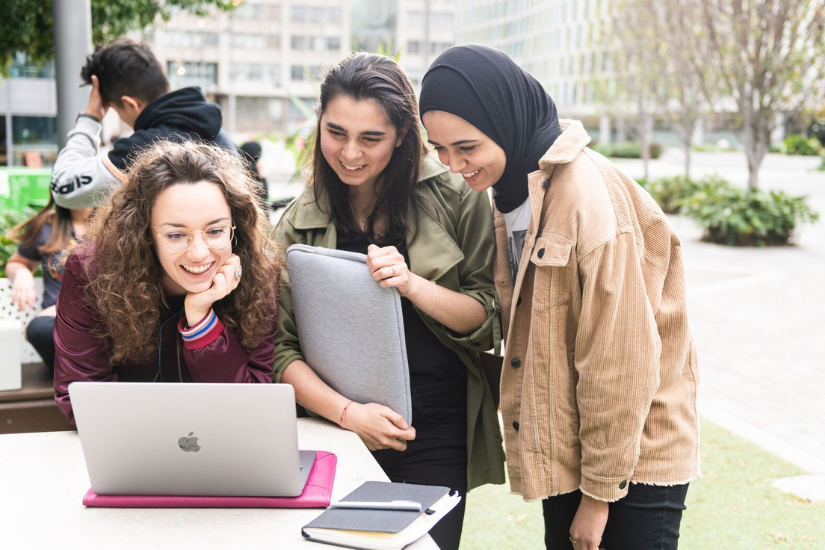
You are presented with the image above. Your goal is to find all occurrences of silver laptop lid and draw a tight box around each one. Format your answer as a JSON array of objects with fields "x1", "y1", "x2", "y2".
[{"x1": 69, "y1": 382, "x2": 306, "y2": 497}]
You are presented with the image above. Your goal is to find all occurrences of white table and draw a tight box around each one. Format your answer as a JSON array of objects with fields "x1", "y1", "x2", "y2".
[{"x1": 0, "y1": 418, "x2": 439, "y2": 549}]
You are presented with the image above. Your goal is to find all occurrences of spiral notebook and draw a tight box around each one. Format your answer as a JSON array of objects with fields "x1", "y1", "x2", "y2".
[{"x1": 302, "y1": 481, "x2": 460, "y2": 550}]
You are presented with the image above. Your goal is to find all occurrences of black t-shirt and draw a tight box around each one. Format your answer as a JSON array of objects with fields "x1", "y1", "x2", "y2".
[
  {"x1": 16, "y1": 222, "x2": 73, "y2": 309},
  {"x1": 336, "y1": 231, "x2": 467, "y2": 391}
]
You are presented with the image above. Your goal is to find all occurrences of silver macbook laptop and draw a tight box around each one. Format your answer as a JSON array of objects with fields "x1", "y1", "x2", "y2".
[{"x1": 68, "y1": 382, "x2": 315, "y2": 497}]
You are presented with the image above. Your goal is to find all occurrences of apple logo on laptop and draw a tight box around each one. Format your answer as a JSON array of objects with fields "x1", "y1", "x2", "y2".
[{"x1": 178, "y1": 432, "x2": 201, "y2": 452}]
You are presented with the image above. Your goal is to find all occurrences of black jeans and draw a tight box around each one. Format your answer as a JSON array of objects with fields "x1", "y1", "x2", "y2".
[
  {"x1": 543, "y1": 483, "x2": 690, "y2": 550},
  {"x1": 26, "y1": 315, "x2": 56, "y2": 371},
  {"x1": 372, "y1": 382, "x2": 468, "y2": 550}
]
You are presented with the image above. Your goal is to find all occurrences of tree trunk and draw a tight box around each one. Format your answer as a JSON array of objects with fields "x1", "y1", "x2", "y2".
[
  {"x1": 682, "y1": 111, "x2": 695, "y2": 180},
  {"x1": 743, "y1": 128, "x2": 768, "y2": 190},
  {"x1": 746, "y1": 156, "x2": 759, "y2": 190},
  {"x1": 742, "y1": 103, "x2": 760, "y2": 190},
  {"x1": 639, "y1": 96, "x2": 650, "y2": 181}
]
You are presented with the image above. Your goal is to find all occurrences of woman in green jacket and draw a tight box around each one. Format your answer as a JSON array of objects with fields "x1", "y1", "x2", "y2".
[{"x1": 273, "y1": 53, "x2": 504, "y2": 550}]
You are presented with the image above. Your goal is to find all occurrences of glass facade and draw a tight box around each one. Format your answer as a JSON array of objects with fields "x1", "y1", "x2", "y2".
[
  {"x1": 11, "y1": 116, "x2": 58, "y2": 167},
  {"x1": 352, "y1": 0, "x2": 397, "y2": 53},
  {"x1": 231, "y1": 34, "x2": 269, "y2": 50},
  {"x1": 167, "y1": 61, "x2": 218, "y2": 92},
  {"x1": 7, "y1": 52, "x2": 55, "y2": 79},
  {"x1": 290, "y1": 5, "x2": 341, "y2": 23},
  {"x1": 234, "y1": 2, "x2": 280, "y2": 21},
  {"x1": 290, "y1": 65, "x2": 321, "y2": 82},
  {"x1": 164, "y1": 31, "x2": 219, "y2": 48},
  {"x1": 237, "y1": 97, "x2": 284, "y2": 122},
  {"x1": 291, "y1": 36, "x2": 342, "y2": 52},
  {"x1": 456, "y1": 0, "x2": 612, "y2": 112}
]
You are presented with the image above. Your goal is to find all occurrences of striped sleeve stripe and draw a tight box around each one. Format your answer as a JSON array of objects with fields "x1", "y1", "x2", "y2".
[
  {"x1": 180, "y1": 309, "x2": 217, "y2": 341},
  {"x1": 102, "y1": 155, "x2": 128, "y2": 183}
]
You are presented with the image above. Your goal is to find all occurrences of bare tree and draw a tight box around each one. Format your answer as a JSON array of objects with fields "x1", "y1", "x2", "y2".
[
  {"x1": 611, "y1": 0, "x2": 711, "y2": 180},
  {"x1": 697, "y1": 0, "x2": 825, "y2": 189},
  {"x1": 610, "y1": 0, "x2": 663, "y2": 181},
  {"x1": 654, "y1": 0, "x2": 708, "y2": 180}
]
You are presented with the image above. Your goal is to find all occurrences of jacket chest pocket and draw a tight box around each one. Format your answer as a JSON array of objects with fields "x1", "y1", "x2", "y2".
[{"x1": 529, "y1": 235, "x2": 574, "y2": 311}]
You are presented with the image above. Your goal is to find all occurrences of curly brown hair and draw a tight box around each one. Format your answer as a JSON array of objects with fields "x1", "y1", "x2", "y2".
[{"x1": 80, "y1": 140, "x2": 280, "y2": 364}]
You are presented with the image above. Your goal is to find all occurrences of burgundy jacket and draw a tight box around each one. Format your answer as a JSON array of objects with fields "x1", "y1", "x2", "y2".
[{"x1": 54, "y1": 253, "x2": 276, "y2": 426}]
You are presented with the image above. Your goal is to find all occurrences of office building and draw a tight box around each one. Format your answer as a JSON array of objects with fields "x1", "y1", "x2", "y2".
[
  {"x1": 146, "y1": 0, "x2": 457, "y2": 136},
  {"x1": 0, "y1": 0, "x2": 459, "y2": 166},
  {"x1": 456, "y1": 0, "x2": 614, "y2": 140},
  {"x1": 0, "y1": 54, "x2": 59, "y2": 167}
]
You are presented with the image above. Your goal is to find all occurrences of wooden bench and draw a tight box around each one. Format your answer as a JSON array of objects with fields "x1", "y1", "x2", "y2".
[{"x1": 0, "y1": 363, "x2": 73, "y2": 434}]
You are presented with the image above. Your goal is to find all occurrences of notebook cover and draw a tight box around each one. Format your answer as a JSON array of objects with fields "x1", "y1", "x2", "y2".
[
  {"x1": 82, "y1": 451, "x2": 336, "y2": 508},
  {"x1": 302, "y1": 481, "x2": 449, "y2": 535},
  {"x1": 285, "y1": 244, "x2": 412, "y2": 425}
]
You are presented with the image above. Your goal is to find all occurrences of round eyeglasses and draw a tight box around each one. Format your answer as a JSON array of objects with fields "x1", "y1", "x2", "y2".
[{"x1": 154, "y1": 224, "x2": 236, "y2": 254}]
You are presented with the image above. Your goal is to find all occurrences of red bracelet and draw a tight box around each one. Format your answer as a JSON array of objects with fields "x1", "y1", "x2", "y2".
[{"x1": 339, "y1": 400, "x2": 354, "y2": 430}]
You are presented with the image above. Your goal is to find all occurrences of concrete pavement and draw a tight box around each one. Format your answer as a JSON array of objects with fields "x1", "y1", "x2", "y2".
[{"x1": 615, "y1": 151, "x2": 825, "y2": 477}]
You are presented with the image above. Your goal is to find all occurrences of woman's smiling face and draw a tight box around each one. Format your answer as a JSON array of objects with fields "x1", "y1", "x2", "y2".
[
  {"x1": 151, "y1": 181, "x2": 233, "y2": 297},
  {"x1": 319, "y1": 95, "x2": 404, "y2": 193},
  {"x1": 422, "y1": 110, "x2": 507, "y2": 192}
]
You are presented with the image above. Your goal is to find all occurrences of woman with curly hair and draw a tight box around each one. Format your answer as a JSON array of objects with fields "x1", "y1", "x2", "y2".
[{"x1": 53, "y1": 140, "x2": 281, "y2": 426}]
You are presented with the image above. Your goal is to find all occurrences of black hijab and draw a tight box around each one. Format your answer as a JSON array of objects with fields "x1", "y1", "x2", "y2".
[{"x1": 419, "y1": 45, "x2": 562, "y2": 213}]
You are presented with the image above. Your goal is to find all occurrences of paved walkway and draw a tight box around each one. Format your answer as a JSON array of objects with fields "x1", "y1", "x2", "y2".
[{"x1": 615, "y1": 151, "x2": 825, "y2": 474}]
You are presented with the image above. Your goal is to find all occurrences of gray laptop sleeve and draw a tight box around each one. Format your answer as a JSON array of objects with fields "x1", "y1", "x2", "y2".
[{"x1": 285, "y1": 244, "x2": 412, "y2": 425}]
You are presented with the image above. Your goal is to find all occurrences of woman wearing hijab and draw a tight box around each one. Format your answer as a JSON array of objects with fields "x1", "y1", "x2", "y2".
[{"x1": 420, "y1": 45, "x2": 699, "y2": 550}]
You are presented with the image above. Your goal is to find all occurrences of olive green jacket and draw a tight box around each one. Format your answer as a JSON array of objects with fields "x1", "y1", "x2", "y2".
[{"x1": 272, "y1": 155, "x2": 506, "y2": 490}]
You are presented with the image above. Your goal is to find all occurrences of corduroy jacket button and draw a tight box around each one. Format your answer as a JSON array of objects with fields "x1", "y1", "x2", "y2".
[
  {"x1": 537, "y1": 248, "x2": 545, "y2": 258},
  {"x1": 517, "y1": 296, "x2": 522, "y2": 306},
  {"x1": 619, "y1": 480, "x2": 627, "y2": 489},
  {"x1": 543, "y1": 178, "x2": 551, "y2": 190},
  {"x1": 511, "y1": 358, "x2": 521, "y2": 369},
  {"x1": 512, "y1": 421, "x2": 520, "y2": 431}
]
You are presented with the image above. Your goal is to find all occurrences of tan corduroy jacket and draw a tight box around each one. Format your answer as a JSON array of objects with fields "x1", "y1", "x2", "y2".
[{"x1": 494, "y1": 120, "x2": 700, "y2": 503}]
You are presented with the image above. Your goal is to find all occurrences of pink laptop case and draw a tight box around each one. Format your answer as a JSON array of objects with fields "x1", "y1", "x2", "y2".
[{"x1": 82, "y1": 450, "x2": 336, "y2": 508}]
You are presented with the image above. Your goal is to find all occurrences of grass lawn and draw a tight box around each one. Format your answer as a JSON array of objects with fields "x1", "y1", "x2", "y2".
[{"x1": 460, "y1": 418, "x2": 825, "y2": 549}]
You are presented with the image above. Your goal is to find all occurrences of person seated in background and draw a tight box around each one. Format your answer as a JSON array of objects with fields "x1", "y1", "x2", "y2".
[
  {"x1": 53, "y1": 140, "x2": 280, "y2": 426},
  {"x1": 239, "y1": 141, "x2": 269, "y2": 206},
  {"x1": 5, "y1": 197, "x2": 93, "y2": 371},
  {"x1": 50, "y1": 38, "x2": 236, "y2": 209}
]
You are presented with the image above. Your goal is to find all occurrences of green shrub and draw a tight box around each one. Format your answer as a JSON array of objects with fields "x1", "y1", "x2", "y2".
[
  {"x1": 591, "y1": 141, "x2": 662, "y2": 160},
  {"x1": 0, "y1": 209, "x2": 36, "y2": 278},
  {"x1": 644, "y1": 175, "x2": 711, "y2": 213},
  {"x1": 679, "y1": 184, "x2": 819, "y2": 246},
  {"x1": 819, "y1": 156, "x2": 825, "y2": 171},
  {"x1": 783, "y1": 134, "x2": 824, "y2": 156}
]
